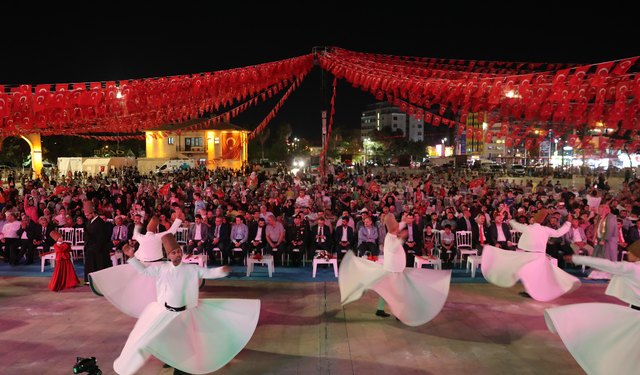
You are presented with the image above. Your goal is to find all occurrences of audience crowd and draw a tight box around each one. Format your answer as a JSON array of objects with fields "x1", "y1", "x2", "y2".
[{"x1": 0, "y1": 165, "x2": 636, "y2": 273}]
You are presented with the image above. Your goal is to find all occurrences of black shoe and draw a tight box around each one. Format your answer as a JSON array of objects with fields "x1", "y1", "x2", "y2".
[
  {"x1": 375, "y1": 310, "x2": 390, "y2": 317},
  {"x1": 163, "y1": 364, "x2": 172, "y2": 368},
  {"x1": 518, "y1": 292, "x2": 532, "y2": 299}
]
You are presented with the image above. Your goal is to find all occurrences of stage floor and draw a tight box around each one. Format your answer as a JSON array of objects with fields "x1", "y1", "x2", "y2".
[{"x1": 0, "y1": 276, "x2": 614, "y2": 375}]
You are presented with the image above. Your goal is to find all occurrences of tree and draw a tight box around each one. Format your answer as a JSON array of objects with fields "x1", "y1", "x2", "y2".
[
  {"x1": 259, "y1": 128, "x2": 270, "y2": 161},
  {"x1": 276, "y1": 122, "x2": 292, "y2": 141},
  {"x1": 0, "y1": 137, "x2": 32, "y2": 167}
]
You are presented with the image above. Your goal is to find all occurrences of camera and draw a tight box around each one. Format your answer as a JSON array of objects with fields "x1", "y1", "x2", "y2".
[{"x1": 73, "y1": 357, "x2": 102, "y2": 375}]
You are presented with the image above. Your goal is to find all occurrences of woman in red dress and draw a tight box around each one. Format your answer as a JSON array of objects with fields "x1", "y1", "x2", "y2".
[{"x1": 48, "y1": 230, "x2": 80, "y2": 292}]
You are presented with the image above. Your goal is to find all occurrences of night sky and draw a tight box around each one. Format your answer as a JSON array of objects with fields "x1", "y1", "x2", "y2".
[{"x1": 2, "y1": 4, "x2": 636, "y2": 141}]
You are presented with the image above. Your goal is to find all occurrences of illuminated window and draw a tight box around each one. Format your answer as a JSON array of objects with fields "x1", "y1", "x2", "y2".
[
  {"x1": 214, "y1": 137, "x2": 220, "y2": 144},
  {"x1": 168, "y1": 137, "x2": 174, "y2": 145}
]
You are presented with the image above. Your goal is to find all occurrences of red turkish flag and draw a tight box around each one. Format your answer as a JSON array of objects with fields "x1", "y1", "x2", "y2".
[
  {"x1": 591, "y1": 62, "x2": 615, "y2": 87},
  {"x1": 414, "y1": 108, "x2": 424, "y2": 121},
  {"x1": 469, "y1": 178, "x2": 485, "y2": 188},
  {"x1": 439, "y1": 105, "x2": 446, "y2": 115},
  {"x1": 375, "y1": 90, "x2": 384, "y2": 100},
  {"x1": 458, "y1": 124, "x2": 465, "y2": 136},
  {"x1": 567, "y1": 134, "x2": 579, "y2": 148},
  {"x1": 33, "y1": 85, "x2": 50, "y2": 112},
  {"x1": 500, "y1": 122, "x2": 509, "y2": 135},
  {"x1": 460, "y1": 113, "x2": 468, "y2": 123},
  {"x1": 399, "y1": 101, "x2": 408, "y2": 112},
  {"x1": 505, "y1": 135, "x2": 514, "y2": 148},
  {"x1": 538, "y1": 130, "x2": 550, "y2": 139},
  {"x1": 424, "y1": 112, "x2": 433, "y2": 123},
  {"x1": 534, "y1": 138, "x2": 545, "y2": 148},
  {"x1": 585, "y1": 143, "x2": 595, "y2": 155},
  {"x1": 433, "y1": 115, "x2": 441, "y2": 126},
  {"x1": 485, "y1": 131, "x2": 494, "y2": 143},
  {"x1": 611, "y1": 57, "x2": 638, "y2": 75},
  {"x1": 0, "y1": 92, "x2": 9, "y2": 117},
  {"x1": 407, "y1": 105, "x2": 416, "y2": 116},
  {"x1": 159, "y1": 183, "x2": 171, "y2": 197},
  {"x1": 466, "y1": 127, "x2": 474, "y2": 139},
  {"x1": 628, "y1": 141, "x2": 640, "y2": 154},
  {"x1": 475, "y1": 128, "x2": 484, "y2": 140},
  {"x1": 569, "y1": 66, "x2": 590, "y2": 87},
  {"x1": 512, "y1": 125, "x2": 522, "y2": 137},
  {"x1": 613, "y1": 139, "x2": 627, "y2": 151},
  {"x1": 370, "y1": 182, "x2": 381, "y2": 194},
  {"x1": 514, "y1": 136, "x2": 524, "y2": 147},
  {"x1": 442, "y1": 118, "x2": 451, "y2": 126},
  {"x1": 524, "y1": 138, "x2": 534, "y2": 150},
  {"x1": 551, "y1": 69, "x2": 570, "y2": 92}
]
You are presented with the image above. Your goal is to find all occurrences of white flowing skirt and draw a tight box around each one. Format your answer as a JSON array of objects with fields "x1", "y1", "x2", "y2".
[
  {"x1": 481, "y1": 245, "x2": 580, "y2": 302},
  {"x1": 90, "y1": 264, "x2": 158, "y2": 318},
  {"x1": 114, "y1": 299, "x2": 261, "y2": 375},
  {"x1": 545, "y1": 303, "x2": 640, "y2": 375},
  {"x1": 339, "y1": 250, "x2": 451, "y2": 326}
]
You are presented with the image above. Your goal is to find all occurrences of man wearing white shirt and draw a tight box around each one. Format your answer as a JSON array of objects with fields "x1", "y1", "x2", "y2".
[
  {"x1": 134, "y1": 214, "x2": 183, "y2": 262},
  {"x1": 295, "y1": 189, "x2": 311, "y2": 208},
  {"x1": 1, "y1": 213, "x2": 21, "y2": 263}
]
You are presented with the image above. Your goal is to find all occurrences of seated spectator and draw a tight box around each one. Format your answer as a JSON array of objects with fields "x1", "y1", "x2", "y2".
[
  {"x1": 563, "y1": 217, "x2": 594, "y2": 256},
  {"x1": 110, "y1": 216, "x2": 128, "y2": 251},
  {"x1": 440, "y1": 224, "x2": 455, "y2": 268},
  {"x1": 357, "y1": 217, "x2": 378, "y2": 256},
  {"x1": 334, "y1": 216, "x2": 354, "y2": 259},
  {"x1": 226, "y1": 216, "x2": 248, "y2": 266},
  {"x1": 186, "y1": 214, "x2": 208, "y2": 255}
]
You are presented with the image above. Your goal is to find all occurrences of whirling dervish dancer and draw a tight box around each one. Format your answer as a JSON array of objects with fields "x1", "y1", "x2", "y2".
[
  {"x1": 339, "y1": 214, "x2": 451, "y2": 326},
  {"x1": 545, "y1": 240, "x2": 640, "y2": 375},
  {"x1": 481, "y1": 210, "x2": 580, "y2": 301},
  {"x1": 112, "y1": 234, "x2": 260, "y2": 375},
  {"x1": 90, "y1": 213, "x2": 185, "y2": 317}
]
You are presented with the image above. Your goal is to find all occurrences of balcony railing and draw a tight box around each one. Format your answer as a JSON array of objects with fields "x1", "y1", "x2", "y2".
[{"x1": 176, "y1": 145, "x2": 207, "y2": 152}]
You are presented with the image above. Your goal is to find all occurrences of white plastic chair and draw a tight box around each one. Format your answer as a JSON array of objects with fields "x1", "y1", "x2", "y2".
[
  {"x1": 510, "y1": 230, "x2": 521, "y2": 244},
  {"x1": 455, "y1": 230, "x2": 476, "y2": 268},
  {"x1": 175, "y1": 228, "x2": 189, "y2": 245},
  {"x1": 72, "y1": 228, "x2": 84, "y2": 260},
  {"x1": 40, "y1": 252, "x2": 56, "y2": 272}
]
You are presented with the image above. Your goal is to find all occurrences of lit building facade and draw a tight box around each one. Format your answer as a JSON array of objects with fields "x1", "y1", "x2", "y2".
[
  {"x1": 361, "y1": 102, "x2": 424, "y2": 142},
  {"x1": 141, "y1": 118, "x2": 249, "y2": 172}
]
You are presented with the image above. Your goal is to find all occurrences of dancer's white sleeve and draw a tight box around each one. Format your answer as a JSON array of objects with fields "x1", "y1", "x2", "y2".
[
  {"x1": 197, "y1": 266, "x2": 229, "y2": 279},
  {"x1": 128, "y1": 257, "x2": 161, "y2": 277},
  {"x1": 572, "y1": 255, "x2": 636, "y2": 276}
]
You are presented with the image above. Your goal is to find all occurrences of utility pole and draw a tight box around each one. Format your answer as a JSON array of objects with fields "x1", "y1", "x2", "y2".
[{"x1": 313, "y1": 47, "x2": 330, "y2": 174}]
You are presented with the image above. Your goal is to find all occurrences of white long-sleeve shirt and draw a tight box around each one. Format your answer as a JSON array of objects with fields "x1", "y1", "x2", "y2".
[
  {"x1": 127, "y1": 257, "x2": 228, "y2": 310},
  {"x1": 509, "y1": 220, "x2": 571, "y2": 253},
  {"x1": 383, "y1": 233, "x2": 406, "y2": 273},
  {"x1": 134, "y1": 219, "x2": 182, "y2": 261},
  {"x1": 2, "y1": 221, "x2": 21, "y2": 239},
  {"x1": 573, "y1": 256, "x2": 640, "y2": 306}
]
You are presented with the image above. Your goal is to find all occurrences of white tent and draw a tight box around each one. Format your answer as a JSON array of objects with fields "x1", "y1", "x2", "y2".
[
  {"x1": 57, "y1": 157, "x2": 86, "y2": 177},
  {"x1": 82, "y1": 157, "x2": 136, "y2": 175}
]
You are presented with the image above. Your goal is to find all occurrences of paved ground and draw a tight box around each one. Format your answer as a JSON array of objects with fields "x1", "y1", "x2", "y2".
[{"x1": 0, "y1": 275, "x2": 623, "y2": 375}]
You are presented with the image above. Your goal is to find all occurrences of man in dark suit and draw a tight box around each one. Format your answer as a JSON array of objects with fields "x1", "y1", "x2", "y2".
[
  {"x1": 186, "y1": 214, "x2": 209, "y2": 254},
  {"x1": 309, "y1": 217, "x2": 332, "y2": 256},
  {"x1": 472, "y1": 214, "x2": 490, "y2": 252},
  {"x1": 456, "y1": 210, "x2": 477, "y2": 233},
  {"x1": 426, "y1": 213, "x2": 442, "y2": 231},
  {"x1": 31, "y1": 216, "x2": 57, "y2": 260},
  {"x1": 334, "y1": 216, "x2": 354, "y2": 259},
  {"x1": 206, "y1": 215, "x2": 230, "y2": 264},
  {"x1": 248, "y1": 218, "x2": 268, "y2": 255},
  {"x1": 10, "y1": 216, "x2": 38, "y2": 265},
  {"x1": 287, "y1": 214, "x2": 308, "y2": 267},
  {"x1": 402, "y1": 214, "x2": 423, "y2": 267},
  {"x1": 488, "y1": 214, "x2": 514, "y2": 250},
  {"x1": 84, "y1": 202, "x2": 111, "y2": 284}
]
